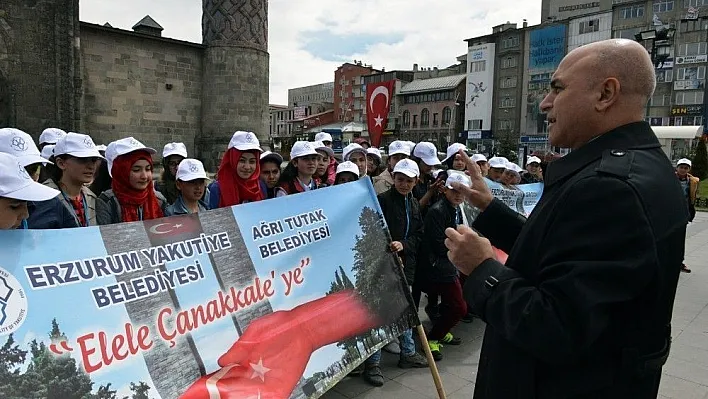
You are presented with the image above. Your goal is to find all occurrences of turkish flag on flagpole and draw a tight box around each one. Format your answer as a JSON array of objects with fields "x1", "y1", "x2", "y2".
[{"x1": 366, "y1": 80, "x2": 396, "y2": 148}]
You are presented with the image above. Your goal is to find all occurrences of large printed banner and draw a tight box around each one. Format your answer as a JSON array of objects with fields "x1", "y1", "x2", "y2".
[
  {"x1": 0, "y1": 179, "x2": 417, "y2": 399},
  {"x1": 461, "y1": 178, "x2": 544, "y2": 225}
]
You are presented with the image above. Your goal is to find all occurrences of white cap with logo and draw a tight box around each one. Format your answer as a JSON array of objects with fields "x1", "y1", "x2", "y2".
[
  {"x1": 163, "y1": 142, "x2": 188, "y2": 158},
  {"x1": 105, "y1": 137, "x2": 157, "y2": 177},
  {"x1": 388, "y1": 140, "x2": 411, "y2": 157},
  {"x1": 336, "y1": 161, "x2": 360, "y2": 176},
  {"x1": 488, "y1": 156, "x2": 509, "y2": 169},
  {"x1": 677, "y1": 158, "x2": 692, "y2": 167},
  {"x1": 367, "y1": 147, "x2": 382, "y2": 161},
  {"x1": 0, "y1": 153, "x2": 59, "y2": 202},
  {"x1": 506, "y1": 162, "x2": 523, "y2": 174},
  {"x1": 446, "y1": 171, "x2": 472, "y2": 189},
  {"x1": 0, "y1": 128, "x2": 50, "y2": 167},
  {"x1": 176, "y1": 158, "x2": 208, "y2": 181},
  {"x1": 228, "y1": 131, "x2": 262, "y2": 152},
  {"x1": 413, "y1": 142, "x2": 440, "y2": 166},
  {"x1": 290, "y1": 141, "x2": 319, "y2": 159},
  {"x1": 443, "y1": 143, "x2": 467, "y2": 163},
  {"x1": 41, "y1": 145, "x2": 55, "y2": 161},
  {"x1": 471, "y1": 153, "x2": 488, "y2": 163},
  {"x1": 527, "y1": 156, "x2": 542, "y2": 165},
  {"x1": 54, "y1": 133, "x2": 104, "y2": 159},
  {"x1": 314, "y1": 132, "x2": 333, "y2": 143},
  {"x1": 343, "y1": 143, "x2": 367, "y2": 161},
  {"x1": 39, "y1": 128, "x2": 67, "y2": 145},
  {"x1": 392, "y1": 158, "x2": 420, "y2": 178},
  {"x1": 313, "y1": 140, "x2": 335, "y2": 158}
]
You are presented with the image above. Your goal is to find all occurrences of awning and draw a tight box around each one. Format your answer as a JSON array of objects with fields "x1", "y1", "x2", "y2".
[{"x1": 651, "y1": 126, "x2": 702, "y2": 139}]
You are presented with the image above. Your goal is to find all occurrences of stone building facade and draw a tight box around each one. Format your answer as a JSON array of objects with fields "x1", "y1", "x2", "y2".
[{"x1": 0, "y1": 0, "x2": 270, "y2": 171}]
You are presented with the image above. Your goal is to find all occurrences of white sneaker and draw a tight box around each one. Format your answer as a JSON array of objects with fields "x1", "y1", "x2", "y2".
[{"x1": 383, "y1": 341, "x2": 401, "y2": 354}]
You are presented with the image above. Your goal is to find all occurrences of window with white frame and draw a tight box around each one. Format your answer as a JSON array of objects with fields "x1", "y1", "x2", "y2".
[
  {"x1": 502, "y1": 56, "x2": 517, "y2": 69},
  {"x1": 676, "y1": 66, "x2": 706, "y2": 80},
  {"x1": 468, "y1": 119, "x2": 483, "y2": 130},
  {"x1": 657, "y1": 69, "x2": 673, "y2": 82},
  {"x1": 578, "y1": 19, "x2": 600, "y2": 34},
  {"x1": 470, "y1": 60, "x2": 486, "y2": 73},
  {"x1": 613, "y1": 27, "x2": 643, "y2": 39},
  {"x1": 675, "y1": 91, "x2": 704, "y2": 104},
  {"x1": 497, "y1": 120, "x2": 514, "y2": 130},
  {"x1": 500, "y1": 76, "x2": 518, "y2": 88},
  {"x1": 500, "y1": 97, "x2": 516, "y2": 108},
  {"x1": 653, "y1": 0, "x2": 674, "y2": 12},
  {"x1": 650, "y1": 94, "x2": 670, "y2": 106},
  {"x1": 620, "y1": 5, "x2": 644, "y2": 18},
  {"x1": 678, "y1": 42, "x2": 708, "y2": 56},
  {"x1": 502, "y1": 36, "x2": 519, "y2": 49},
  {"x1": 684, "y1": 0, "x2": 708, "y2": 7}
]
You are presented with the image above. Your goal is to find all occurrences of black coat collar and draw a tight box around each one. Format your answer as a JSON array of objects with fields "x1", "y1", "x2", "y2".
[{"x1": 544, "y1": 121, "x2": 661, "y2": 187}]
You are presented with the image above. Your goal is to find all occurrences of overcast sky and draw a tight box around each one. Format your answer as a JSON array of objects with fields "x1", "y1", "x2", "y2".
[{"x1": 80, "y1": 0, "x2": 542, "y2": 105}]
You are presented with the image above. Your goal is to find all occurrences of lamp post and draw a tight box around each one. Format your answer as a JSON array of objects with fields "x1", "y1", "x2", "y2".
[{"x1": 635, "y1": 27, "x2": 676, "y2": 122}]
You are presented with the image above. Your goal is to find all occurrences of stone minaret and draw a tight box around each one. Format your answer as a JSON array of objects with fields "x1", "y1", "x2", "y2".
[{"x1": 200, "y1": 0, "x2": 270, "y2": 171}]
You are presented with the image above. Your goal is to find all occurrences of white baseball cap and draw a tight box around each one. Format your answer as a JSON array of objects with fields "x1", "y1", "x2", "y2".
[
  {"x1": 163, "y1": 142, "x2": 188, "y2": 158},
  {"x1": 314, "y1": 132, "x2": 333, "y2": 143},
  {"x1": 54, "y1": 133, "x2": 104, "y2": 159},
  {"x1": 0, "y1": 128, "x2": 50, "y2": 167},
  {"x1": 527, "y1": 156, "x2": 542, "y2": 165},
  {"x1": 313, "y1": 140, "x2": 335, "y2": 158},
  {"x1": 677, "y1": 158, "x2": 692, "y2": 167},
  {"x1": 388, "y1": 140, "x2": 411, "y2": 157},
  {"x1": 432, "y1": 169, "x2": 445, "y2": 179},
  {"x1": 96, "y1": 144, "x2": 107, "y2": 152},
  {"x1": 39, "y1": 128, "x2": 67, "y2": 145},
  {"x1": 228, "y1": 131, "x2": 262, "y2": 152},
  {"x1": 343, "y1": 143, "x2": 367, "y2": 160},
  {"x1": 176, "y1": 158, "x2": 207, "y2": 181},
  {"x1": 336, "y1": 161, "x2": 360, "y2": 176},
  {"x1": 471, "y1": 154, "x2": 488, "y2": 163},
  {"x1": 367, "y1": 147, "x2": 382, "y2": 161},
  {"x1": 290, "y1": 141, "x2": 319, "y2": 159},
  {"x1": 392, "y1": 158, "x2": 420, "y2": 178},
  {"x1": 0, "y1": 153, "x2": 60, "y2": 202},
  {"x1": 413, "y1": 142, "x2": 440, "y2": 166},
  {"x1": 260, "y1": 151, "x2": 284, "y2": 165},
  {"x1": 488, "y1": 156, "x2": 508, "y2": 169},
  {"x1": 41, "y1": 145, "x2": 55, "y2": 160},
  {"x1": 505, "y1": 162, "x2": 523, "y2": 174},
  {"x1": 105, "y1": 137, "x2": 157, "y2": 177},
  {"x1": 443, "y1": 143, "x2": 468, "y2": 163},
  {"x1": 446, "y1": 171, "x2": 472, "y2": 189}
]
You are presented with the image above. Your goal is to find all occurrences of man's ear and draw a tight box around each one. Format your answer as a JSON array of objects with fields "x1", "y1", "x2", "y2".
[{"x1": 595, "y1": 77, "x2": 620, "y2": 112}]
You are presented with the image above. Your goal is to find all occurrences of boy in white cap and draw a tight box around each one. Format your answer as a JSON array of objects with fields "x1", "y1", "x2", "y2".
[
  {"x1": 43, "y1": 132, "x2": 103, "y2": 227},
  {"x1": 471, "y1": 154, "x2": 489, "y2": 177},
  {"x1": 313, "y1": 140, "x2": 336, "y2": 186},
  {"x1": 342, "y1": 143, "x2": 368, "y2": 178},
  {"x1": 411, "y1": 141, "x2": 443, "y2": 210},
  {"x1": 165, "y1": 159, "x2": 210, "y2": 216},
  {"x1": 38, "y1": 128, "x2": 67, "y2": 150},
  {"x1": 676, "y1": 158, "x2": 698, "y2": 273},
  {"x1": 334, "y1": 161, "x2": 360, "y2": 185},
  {"x1": 418, "y1": 171, "x2": 471, "y2": 361},
  {"x1": 361, "y1": 158, "x2": 427, "y2": 387},
  {"x1": 521, "y1": 155, "x2": 544, "y2": 184},
  {"x1": 315, "y1": 132, "x2": 339, "y2": 180},
  {"x1": 0, "y1": 128, "x2": 51, "y2": 182},
  {"x1": 157, "y1": 142, "x2": 189, "y2": 205},
  {"x1": 373, "y1": 140, "x2": 410, "y2": 194},
  {"x1": 487, "y1": 156, "x2": 508, "y2": 182}
]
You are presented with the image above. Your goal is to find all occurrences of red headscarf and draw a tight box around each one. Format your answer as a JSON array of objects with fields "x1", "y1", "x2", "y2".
[
  {"x1": 111, "y1": 151, "x2": 164, "y2": 222},
  {"x1": 217, "y1": 148, "x2": 264, "y2": 207}
]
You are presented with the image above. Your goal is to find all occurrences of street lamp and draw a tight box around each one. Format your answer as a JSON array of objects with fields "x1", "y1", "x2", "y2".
[{"x1": 635, "y1": 26, "x2": 676, "y2": 120}]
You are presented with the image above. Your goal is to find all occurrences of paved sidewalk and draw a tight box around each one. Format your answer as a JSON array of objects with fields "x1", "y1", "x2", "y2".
[{"x1": 321, "y1": 212, "x2": 708, "y2": 399}]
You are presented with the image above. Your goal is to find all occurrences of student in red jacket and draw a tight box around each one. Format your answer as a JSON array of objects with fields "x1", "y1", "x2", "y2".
[
  {"x1": 208, "y1": 131, "x2": 265, "y2": 208},
  {"x1": 276, "y1": 141, "x2": 321, "y2": 197}
]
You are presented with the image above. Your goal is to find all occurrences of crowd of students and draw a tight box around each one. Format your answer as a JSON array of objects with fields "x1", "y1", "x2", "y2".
[{"x1": 0, "y1": 126, "x2": 544, "y2": 388}]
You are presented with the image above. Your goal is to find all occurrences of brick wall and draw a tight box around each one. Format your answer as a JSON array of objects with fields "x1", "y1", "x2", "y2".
[
  {"x1": 80, "y1": 24, "x2": 204, "y2": 155},
  {"x1": 0, "y1": 0, "x2": 81, "y2": 135}
]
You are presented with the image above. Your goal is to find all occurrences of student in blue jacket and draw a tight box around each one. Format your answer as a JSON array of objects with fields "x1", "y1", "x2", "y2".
[
  {"x1": 0, "y1": 153, "x2": 61, "y2": 230},
  {"x1": 165, "y1": 159, "x2": 210, "y2": 216}
]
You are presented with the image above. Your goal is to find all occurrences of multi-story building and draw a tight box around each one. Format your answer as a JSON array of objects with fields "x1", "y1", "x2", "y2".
[
  {"x1": 288, "y1": 82, "x2": 334, "y2": 107},
  {"x1": 334, "y1": 61, "x2": 379, "y2": 122},
  {"x1": 542, "y1": 0, "x2": 612, "y2": 22},
  {"x1": 398, "y1": 74, "x2": 466, "y2": 149},
  {"x1": 268, "y1": 104, "x2": 292, "y2": 152},
  {"x1": 360, "y1": 70, "x2": 415, "y2": 145},
  {"x1": 492, "y1": 22, "x2": 526, "y2": 153}
]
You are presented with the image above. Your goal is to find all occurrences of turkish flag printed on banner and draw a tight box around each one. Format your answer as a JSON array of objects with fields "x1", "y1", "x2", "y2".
[{"x1": 366, "y1": 80, "x2": 396, "y2": 148}]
